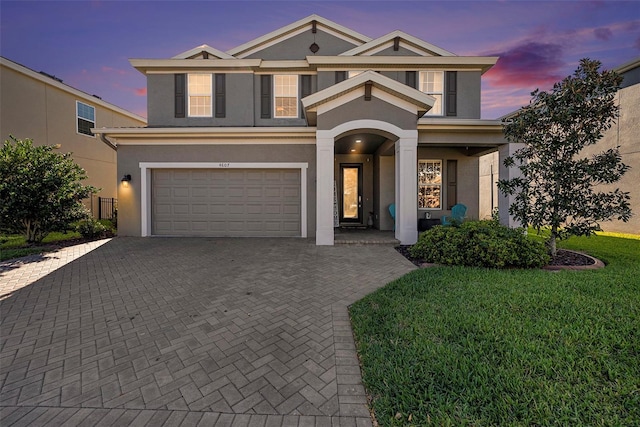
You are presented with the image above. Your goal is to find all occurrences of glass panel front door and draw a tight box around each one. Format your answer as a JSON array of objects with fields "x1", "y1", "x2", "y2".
[{"x1": 341, "y1": 164, "x2": 362, "y2": 223}]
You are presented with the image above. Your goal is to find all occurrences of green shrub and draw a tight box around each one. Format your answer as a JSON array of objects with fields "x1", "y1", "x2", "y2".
[
  {"x1": 76, "y1": 218, "x2": 107, "y2": 239},
  {"x1": 410, "y1": 220, "x2": 549, "y2": 268}
]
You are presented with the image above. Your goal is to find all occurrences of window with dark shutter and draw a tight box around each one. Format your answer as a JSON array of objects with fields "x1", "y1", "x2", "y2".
[
  {"x1": 215, "y1": 74, "x2": 226, "y2": 118},
  {"x1": 335, "y1": 71, "x2": 347, "y2": 83},
  {"x1": 175, "y1": 74, "x2": 186, "y2": 118},
  {"x1": 447, "y1": 159, "x2": 458, "y2": 209},
  {"x1": 446, "y1": 71, "x2": 457, "y2": 116},
  {"x1": 405, "y1": 71, "x2": 417, "y2": 89},
  {"x1": 260, "y1": 75, "x2": 271, "y2": 118},
  {"x1": 300, "y1": 75, "x2": 312, "y2": 119}
]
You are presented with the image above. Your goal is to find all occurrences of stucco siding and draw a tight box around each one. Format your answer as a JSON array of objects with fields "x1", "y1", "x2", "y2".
[
  {"x1": 456, "y1": 71, "x2": 482, "y2": 119},
  {"x1": 579, "y1": 81, "x2": 639, "y2": 234},
  {"x1": 417, "y1": 146, "x2": 480, "y2": 222},
  {"x1": 373, "y1": 46, "x2": 421, "y2": 56},
  {"x1": 244, "y1": 30, "x2": 358, "y2": 60},
  {"x1": 148, "y1": 73, "x2": 254, "y2": 127},
  {"x1": 317, "y1": 95, "x2": 418, "y2": 131},
  {"x1": 0, "y1": 63, "x2": 145, "y2": 215},
  {"x1": 117, "y1": 144, "x2": 316, "y2": 237}
]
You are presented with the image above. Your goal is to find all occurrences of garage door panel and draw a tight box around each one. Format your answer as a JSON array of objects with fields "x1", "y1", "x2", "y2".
[{"x1": 152, "y1": 168, "x2": 301, "y2": 236}]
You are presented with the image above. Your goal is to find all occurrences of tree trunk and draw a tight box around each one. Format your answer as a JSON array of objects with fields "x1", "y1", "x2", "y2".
[{"x1": 549, "y1": 226, "x2": 558, "y2": 258}]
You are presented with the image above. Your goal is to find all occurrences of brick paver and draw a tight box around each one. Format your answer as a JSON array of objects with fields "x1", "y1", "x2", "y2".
[{"x1": 0, "y1": 237, "x2": 415, "y2": 426}]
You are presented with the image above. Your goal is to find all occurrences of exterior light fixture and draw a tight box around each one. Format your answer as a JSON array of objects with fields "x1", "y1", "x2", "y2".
[
  {"x1": 355, "y1": 139, "x2": 362, "y2": 143},
  {"x1": 121, "y1": 174, "x2": 132, "y2": 187},
  {"x1": 350, "y1": 149, "x2": 356, "y2": 152}
]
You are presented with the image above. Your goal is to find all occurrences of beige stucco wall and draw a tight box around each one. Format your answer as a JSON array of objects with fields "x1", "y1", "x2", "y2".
[
  {"x1": 580, "y1": 82, "x2": 639, "y2": 234},
  {"x1": 0, "y1": 62, "x2": 146, "y2": 216}
]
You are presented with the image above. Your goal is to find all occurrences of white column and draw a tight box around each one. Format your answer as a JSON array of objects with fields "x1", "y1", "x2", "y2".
[
  {"x1": 395, "y1": 134, "x2": 418, "y2": 245},
  {"x1": 316, "y1": 133, "x2": 335, "y2": 245},
  {"x1": 498, "y1": 142, "x2": 524, "y2": 228}
]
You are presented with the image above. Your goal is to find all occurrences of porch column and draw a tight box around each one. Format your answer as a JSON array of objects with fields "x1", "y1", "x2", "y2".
[
  {"x1": 395, "y1": 133, "x2": 418, "y2": 244},
  {"x1": 498, "y1": 142, "x2": 524, "y2": 228},
  {"x1": 316, "y1": 133, "x2": 335, "y2": 245}
]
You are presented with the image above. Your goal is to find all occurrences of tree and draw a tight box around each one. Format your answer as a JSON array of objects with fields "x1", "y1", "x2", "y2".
[
  {"x1": 0, "y1": 137, "x2": 97, "y2": 243},
  {"x1": 497, "y1": 58, "x2": 631, "y2": 256}
]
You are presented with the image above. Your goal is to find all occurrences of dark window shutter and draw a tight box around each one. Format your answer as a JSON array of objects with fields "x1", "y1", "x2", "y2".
[
  {"x1": 300, "y1": 75, "x2": 312, "y2": 119},
  {"x1": 447, "y1": 160, "x2": 458, "y2": 209},
  {"x1": 174, "y1": 74, "x2": 186, "y2": 118},
  {"x1": 405, "y1": 71, "x2": 417, "y2": 89},
  {"x1": 260, "y1": 75, "x2": 271, "y2": 119},
  {"x1": 215, "y1": 74, "x2": 226, "y2": 118},
  {"x1": 335, "y1": 71, "x2": 347, "y2": 83},
  {"x1": 446, "y1": 71, "x2": 457, "y2": 116}
]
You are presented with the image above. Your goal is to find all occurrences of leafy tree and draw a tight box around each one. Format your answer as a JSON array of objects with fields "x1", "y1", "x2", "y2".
[
  {"x1": 0, "y1": 137, "x2": 97, "y2": 242},
  {"x1": 498, "y1": 58, "x2": 631, "y2": 256}
]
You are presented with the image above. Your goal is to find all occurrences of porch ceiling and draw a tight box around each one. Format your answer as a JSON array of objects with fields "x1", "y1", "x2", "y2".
[{"x1": 335, "y1": 133, "x2": 388, "y2": 154}]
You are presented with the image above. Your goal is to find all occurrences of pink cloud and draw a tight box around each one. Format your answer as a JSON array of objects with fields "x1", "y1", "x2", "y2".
[
  {"x1": 134, "y1": 87, "x2": 147, "y2": 96},
  {"x1": 483, "y1": 41, "x2": 566, "y2": 89}
]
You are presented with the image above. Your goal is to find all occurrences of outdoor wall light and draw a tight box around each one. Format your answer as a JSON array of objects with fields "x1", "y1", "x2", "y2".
[{"x1": 121, "y1": 174, "x2": 132, "y2": 187}]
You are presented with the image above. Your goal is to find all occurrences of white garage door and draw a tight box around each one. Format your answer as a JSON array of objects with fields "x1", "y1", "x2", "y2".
[{"x1": 152, "y1": 169, "x2": 301, "y2": 236}]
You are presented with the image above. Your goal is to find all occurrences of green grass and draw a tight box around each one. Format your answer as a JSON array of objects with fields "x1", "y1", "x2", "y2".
[
  {"x1": 350, "y1": 233, "x2": 640, "y2": 426},
  {"x1": 0, "y1": 230, "x2": 82, "y2": 261}
]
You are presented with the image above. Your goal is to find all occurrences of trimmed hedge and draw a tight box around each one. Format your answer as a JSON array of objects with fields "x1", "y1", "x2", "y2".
[{"x1": 410, "y1": 220, "x2": 549, "y2": 269}]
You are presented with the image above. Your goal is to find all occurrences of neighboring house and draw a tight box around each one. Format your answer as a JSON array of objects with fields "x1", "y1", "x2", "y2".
[
  {"x1": 94, "y1": 14, "x2": 512, "y2": 245},
  {"x1": 479, "y1": 57, "x2": 639, "y2": 234},
  {"x1": 580, "y1": 57, "x2": 639, "y2": 234},
  {"x1": 0, "y1": 57, "x2": 147, "y2": 218}
]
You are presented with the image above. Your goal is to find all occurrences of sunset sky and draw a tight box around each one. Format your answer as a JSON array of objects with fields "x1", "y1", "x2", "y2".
[{"x1": 1, "y1": 1, "x2": 638, "y2": 119}]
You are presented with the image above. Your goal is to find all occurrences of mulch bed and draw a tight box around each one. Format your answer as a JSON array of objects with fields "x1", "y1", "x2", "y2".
[{"x1": 396, "y1": 245, "x2": 597, "y2": 268}]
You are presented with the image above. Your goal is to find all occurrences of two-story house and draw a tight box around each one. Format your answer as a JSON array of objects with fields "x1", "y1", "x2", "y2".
[
  {"x1": 0, "y1": 57, "x2": 147, "y2": 218},
  {"x1": 94, "y1": 14, "x2": 513, "y2": 245}
]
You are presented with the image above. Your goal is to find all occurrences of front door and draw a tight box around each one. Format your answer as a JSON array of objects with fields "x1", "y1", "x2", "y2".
[{"x1": 340, "y1": 164, "x2": 363, "y2": 223}]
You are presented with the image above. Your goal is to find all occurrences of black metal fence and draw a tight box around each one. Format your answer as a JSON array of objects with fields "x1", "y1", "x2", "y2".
[{"x1": 98, "y1": 197, "x2": 117, "y2": 220}]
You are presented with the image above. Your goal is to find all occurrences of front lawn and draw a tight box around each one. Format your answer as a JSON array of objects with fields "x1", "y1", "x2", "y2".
[{"x1": 349, "y1": 233, "x2": 640, "y2": 426}]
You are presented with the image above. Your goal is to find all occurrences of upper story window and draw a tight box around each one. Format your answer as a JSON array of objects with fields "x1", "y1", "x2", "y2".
[
  {"x1": 418, "y1": 159, "x2": 442, "y2": 209},
  {"x1": 419, "y1": 71, "x2": 443, "y2": 116},
  {"x1": 188, "y1": 74, "x2": 212, "y2": 117},
  {"x1": 76, "y1": 101, "x2": 95, "y2": 137},
  {"x1": 274, "y1": 75, "x2": 298, "y2": 118}
]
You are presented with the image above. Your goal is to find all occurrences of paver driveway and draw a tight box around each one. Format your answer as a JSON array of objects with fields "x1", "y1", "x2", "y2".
[{"x1": 0, "y1": 238, "x2": 415, "y2": 426}]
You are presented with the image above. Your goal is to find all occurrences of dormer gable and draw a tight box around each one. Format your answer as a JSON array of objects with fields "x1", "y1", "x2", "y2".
[
  {"x1": 340, "y1": 30, "x2": 456, "y2": 57},
  {"x1": 173, "y1": 44, "x2": 235, "y2": 60},
  {"x1": 226, "y1": 14, "x2": 371, "y2": 60}
]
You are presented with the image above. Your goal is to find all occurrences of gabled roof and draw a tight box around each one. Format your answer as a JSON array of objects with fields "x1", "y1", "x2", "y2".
[
  {"x1": 172, "y1": 44, "x2": 235, "y2": 60},
  {"x1": 227, "y1": 14, "x2": 372, "y2": 59},
  {"x1": 301, "y1": 70, "x2": 435, "y2": 125},
  {"x1": 340, "y1": 30, "x2": 456, "y2": 57}
]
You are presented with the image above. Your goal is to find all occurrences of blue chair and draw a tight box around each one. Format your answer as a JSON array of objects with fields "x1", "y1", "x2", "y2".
[
  {"x1": 388, "y1": 203, "x2": 396, "y2": 230},
  {"x1": 441, "y1": 204, "x2": 467, "y2": 226}
]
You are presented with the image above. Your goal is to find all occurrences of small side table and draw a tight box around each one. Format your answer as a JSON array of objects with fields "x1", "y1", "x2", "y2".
[{"x1": 418, "y1": 218, "x2": 440, "y2": 232}]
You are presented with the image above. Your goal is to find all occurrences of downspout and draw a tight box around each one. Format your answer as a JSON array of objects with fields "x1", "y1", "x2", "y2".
[{"x1": 98, "y1": 133, "x2": 117, "y2": 151}]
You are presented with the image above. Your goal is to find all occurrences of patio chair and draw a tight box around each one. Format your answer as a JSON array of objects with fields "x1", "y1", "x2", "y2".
[
  {"x1": 441, "y1": 203, "x2": 467, "y2": 226},
  {"x1": 388, "y1": 203, "x2": 396, "y2": 230}
]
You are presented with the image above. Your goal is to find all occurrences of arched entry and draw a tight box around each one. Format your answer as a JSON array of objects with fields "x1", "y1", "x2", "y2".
[{"x1": 316, "y1": 120, "x2": 418, "y2": 245}]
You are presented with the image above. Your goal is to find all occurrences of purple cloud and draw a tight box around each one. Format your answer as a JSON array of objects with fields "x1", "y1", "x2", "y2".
[
  {"x1": 635, "y1": 36, "x2": 640, "y2": 50},
  {"x1": 594, "y1": 27, "x2": 613, "y2": 41},
  {"x1": 483, "y1": 41, "x2": 566, "y2": 89}
]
